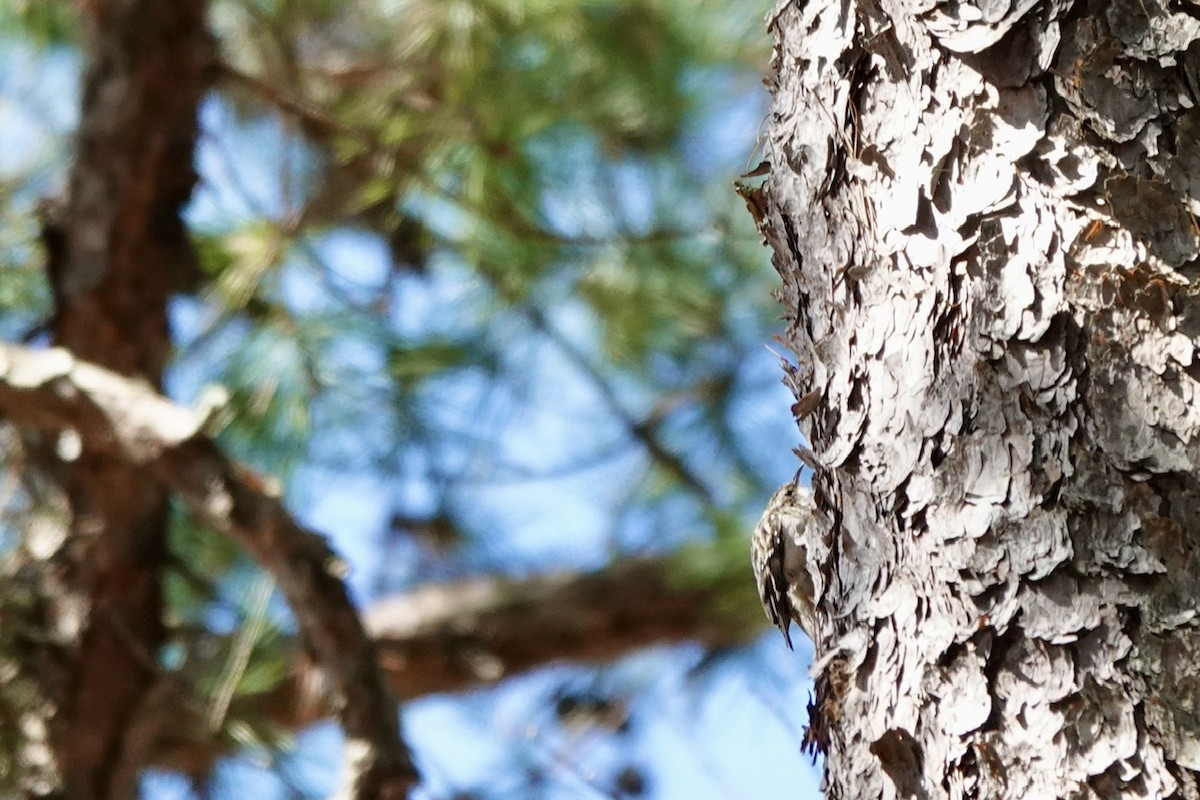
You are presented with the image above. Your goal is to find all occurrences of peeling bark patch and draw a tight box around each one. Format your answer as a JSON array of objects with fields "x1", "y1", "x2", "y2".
[
  {"x1": 1103, "y1": 176, "x2": 1200, "y2": 268},
  {"x1": 759, "y1": 0, "x2": 1200, "y2": 795},
  {"x1": 871, "y1": 727, "x2": 926, "y2": 798},
  {"x1": 1105, "y1": 1, "x2": 1200, "y2": 64},
  {"x1": 1137, "y1": 632, "x2": 1200, "y2": 773},
  {"x1": 1066, "y1": 679, "x2": 1138, "y2": 776},
  {"x1": 1054, "y1": 20, "x2": 1161, "y2": 144},
  {"x1": 923, "y1": 0, "x2": 1042, "y2": 54},
  {"x1": 933, "y1": 647, "x2": 992, "y2": 736}
]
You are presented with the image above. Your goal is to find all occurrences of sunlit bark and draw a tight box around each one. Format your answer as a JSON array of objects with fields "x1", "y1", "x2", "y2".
[{"x1": 756, "y1": 0, "x2": 1200, "y2": 796}]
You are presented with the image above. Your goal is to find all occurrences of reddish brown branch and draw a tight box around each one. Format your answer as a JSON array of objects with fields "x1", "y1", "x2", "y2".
[
  {"x1": 44, "y1": 1, "x2": 214, "y2": 796},
  {"x1": 361, "y1": 558, "x2": 753, "y2": 698},
  {"x1": 0, "y1": 343, "x2": 762, "y2": 781},
  {"x1": 0, "y1": 343, "x2": 419, "y2": 798},
  {"x1": 147, "y1": 550, "x2": 760, "y2": 771}
]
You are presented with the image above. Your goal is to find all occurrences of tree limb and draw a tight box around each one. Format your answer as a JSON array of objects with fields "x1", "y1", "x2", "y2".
[
  {"x1": 42, "y1": 1, "x2": 213, "y2": 795},
  {"x1": 152, "y1": 548, "x2": 762, "y2": 770},
  {"x1": 0, "y1": 342, "x2": 419, "y2": 798},
  {"x1": 363, "y1": 555, "x2": 755, "y2": 697},
  {"x1": 0, "y1": 342, "x2": 762, "y2": 778}
]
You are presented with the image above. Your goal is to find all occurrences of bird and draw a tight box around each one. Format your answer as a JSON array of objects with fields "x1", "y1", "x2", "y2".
[{"x1": 751, "y1": 473, "x2": 819, "y2": 649}]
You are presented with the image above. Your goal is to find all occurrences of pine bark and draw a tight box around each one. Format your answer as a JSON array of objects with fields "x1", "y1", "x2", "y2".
[
  {"x1": 42, "y1": 2, "x2": 212, "y2": 798},
  {"x1": 756, "y1": 1, "x2": 1200, "y2": 797}
]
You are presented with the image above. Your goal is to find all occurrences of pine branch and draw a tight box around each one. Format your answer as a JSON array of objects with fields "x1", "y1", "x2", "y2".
[{"x1": 0, "y1": 342, "x2": 419, "y2": 798}]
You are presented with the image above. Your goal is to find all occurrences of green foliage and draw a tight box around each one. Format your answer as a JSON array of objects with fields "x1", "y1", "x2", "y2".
[
  {"x1": 0, "y1": 0, "x2": 794, "y2": 792},
  {"x1": 0, "y1": 189, "x2": 50, "y2": 336},
  {"x1": 214, "y1": 327, "x2": 315, "y2": 474},
  {"x1": 666, "y1": 529, "x2": 765, "y2": 635},
  {"x1": 0, "y1": 1, "x2": 77, "y2": 48},
  {"x1": 165, "y1": 0, "x2": 783, "y2": 534},
  {"x1": 213, "y1": 0, "x2": 770, "y2": 346},
  {"x1": 388, "y1": 338, "x2": 482, "y2": 387},
  {"x1": 199, "y1": 223, "x2": 292, "y2": 311},
  {"x1": 168, "y1": 506, "x2": 245, "y2": 600},
  {"x1": 166, "y1": 510, "x2": 296, "y2": 754}
]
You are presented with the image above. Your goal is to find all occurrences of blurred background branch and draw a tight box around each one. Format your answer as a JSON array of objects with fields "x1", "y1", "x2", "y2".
[{"x1": 0, "y1": 1, "x2": 817, "y2": 797}]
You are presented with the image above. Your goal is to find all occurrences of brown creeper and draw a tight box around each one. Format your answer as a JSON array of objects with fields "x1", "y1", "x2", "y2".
[{"x1": 751, "y1": 474, "x2": 818, "y2": 649}]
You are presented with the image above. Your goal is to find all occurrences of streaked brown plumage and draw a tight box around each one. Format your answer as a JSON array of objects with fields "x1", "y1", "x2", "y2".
[{"x1": 751, "y1": 475, "x2": 817, "y2": 649}]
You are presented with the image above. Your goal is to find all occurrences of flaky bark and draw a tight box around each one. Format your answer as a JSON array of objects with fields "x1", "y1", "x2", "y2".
[{"x1": 756, "y1": 0, "x2": 1200, "y2": 797}]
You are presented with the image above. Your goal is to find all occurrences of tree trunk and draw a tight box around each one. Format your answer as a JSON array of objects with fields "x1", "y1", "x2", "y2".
[
  {"x1": 14, "y1": 4, "x2": 420, "y2": 797},
  {"x1": 42, "y1": 2, "x2": 212, "y2": 798},
  {"x1": 756, "y1": 1, "x2": 1200, "y2": 797}
]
